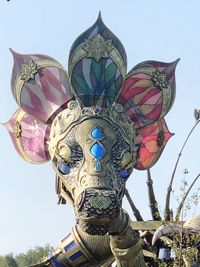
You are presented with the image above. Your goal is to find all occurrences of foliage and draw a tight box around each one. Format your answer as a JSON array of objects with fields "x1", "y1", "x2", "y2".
[
  {"x1": 0, "y1": 244, "x2": 53, "y2": 267},
  {"x1": 126, "y1": 113, "x2": 200, "y2": 266},
  {"x1": 0, "y1": 254, "x2": 18, "y2": 267},
  {"x1": 147, "y1": 178, "x2": 200, "y2": 267},
  {"x1": 156, "y1": 233, "x2": 200, "y2": 266}
]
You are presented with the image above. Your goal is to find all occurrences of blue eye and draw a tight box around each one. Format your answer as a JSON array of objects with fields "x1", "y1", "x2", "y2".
[
  {"x1": 58, "y1": 161, "x2": 70, "y2": 175},
  {"x1": 119, "y1": 168, "x2": 131, "y2": 179}
]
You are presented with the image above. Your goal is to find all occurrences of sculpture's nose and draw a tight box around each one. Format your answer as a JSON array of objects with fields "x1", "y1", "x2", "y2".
[
  {"x1": 78, "y1": 160, "x2": 114, "y2": 190},
  {"x1": 80, "y1": 174, "x2": 113, "y2": 190}
]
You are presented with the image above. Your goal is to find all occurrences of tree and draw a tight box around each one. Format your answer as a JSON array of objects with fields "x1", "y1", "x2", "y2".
[
  {"x1": 0, "y1": 254, "x2": 18, "y2": 267},
  {"x1": 15, "y1": 244, "x2": 53, "y2": 267},
  {"x1": 0, "y1": 244, "x2": 53, "y2": 267}
]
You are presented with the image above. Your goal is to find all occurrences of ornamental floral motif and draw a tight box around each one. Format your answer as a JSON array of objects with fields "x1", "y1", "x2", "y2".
[
  {"x1": 89, "y1": 194, "x2": 112, "y2": 210},
  {"x1": 83, "y1": 34, "x2": 113, "y2": 62},
  {"x1": 19, "y1": 60, "x2": 38, "y2": 82},
  {"x1": 151, "y1": 69, "x2": 168, "y2": 90},
  {"x1": 13, "y1": 121, "x2": 22, "y2": 138}
]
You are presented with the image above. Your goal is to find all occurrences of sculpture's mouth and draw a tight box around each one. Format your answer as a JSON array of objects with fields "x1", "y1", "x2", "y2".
[{"x1": 75, "y1": 188, "x2": 120, "y2": 235}]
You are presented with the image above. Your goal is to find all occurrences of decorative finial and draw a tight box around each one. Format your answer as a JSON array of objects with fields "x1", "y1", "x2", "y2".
[{"x1": 19, "y1": 60, "x2": 38, "y2": 82}]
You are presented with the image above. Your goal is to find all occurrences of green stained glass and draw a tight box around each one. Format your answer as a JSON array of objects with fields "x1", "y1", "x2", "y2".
[
  {"x1": 73, "y1": 73, "x2": 92, "y2": 95},
  {"x1": 105, "y1": 62, "x2": 117, "y2": 83},
  {"x1": 91, "y1": 59, "x2": 102, "y2": 81}
]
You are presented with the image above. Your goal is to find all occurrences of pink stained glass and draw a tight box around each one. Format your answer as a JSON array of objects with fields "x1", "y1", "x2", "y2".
[
  {"x1": 4, "y1": 109, "x2": 50, "y2": 163},
  {"x1": 135, "y1": 118, "x2": 173, "y2": 170},
  {"x1": 117, "y1": 60, "x2": 179, "y2": 128},
  {"x1": 11, "y1": 50, "x2": 73, "y2": 122}
]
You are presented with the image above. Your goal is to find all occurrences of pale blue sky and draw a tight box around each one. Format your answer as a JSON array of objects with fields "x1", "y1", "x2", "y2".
[{"x1": 0, "y1": 0, "x2": 200, "y2": 255}]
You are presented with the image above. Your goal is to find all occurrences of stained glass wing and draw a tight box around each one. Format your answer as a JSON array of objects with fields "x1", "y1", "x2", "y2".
[
  {"x1": 117, "y1": 59, "x2": 179, "y2": 128},
  {"x1": 11, "y1": 50, "x2": 73, "y2": 122},
  {"x1": 135, "y1": 118, "x2": 173, "y2": 170},
  {"x1": 68, "y1": 14, "x2": 127, "y2": 107},
  {"x1": 4, "y1": 108, "x2": 50, "y2": 164}
]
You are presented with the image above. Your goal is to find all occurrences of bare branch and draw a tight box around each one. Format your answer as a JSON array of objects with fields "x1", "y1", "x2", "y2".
[
  {"x1": 125, "y1": 188, "x2": 143, "y2": 221},
  {"x1": 175, "y1": 172, "x2": 200, "y2": 221},
  {"x1": 164, "y1": 120, "x2": 200, "y2": 220},
  {"x1": 147, "y1": 169, "x2": 161, "y2": 220}
]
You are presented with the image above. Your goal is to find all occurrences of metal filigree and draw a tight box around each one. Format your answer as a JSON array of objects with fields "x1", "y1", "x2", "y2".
[
  {"x1": 49, "y1": 101, "x2": 137, "y2": 161},
  {"x1": 19, "y1": 60, "x2": 38, "y2": 82},
  {"x1": 5, "y1": 13, "x2": 181, "y2": 267},
  {"x1": 151, "y1": 69, "x2": 168, "y2": 89},
  {"x1": 157, "y1": 130, "x2": 164, "y2": 147},
  {"x1": 89, "y1": 194, "x2": 112, "y2": 210},
  {"x1": 13, "y1": 121, "x2": 22, "y2": 138},
  {"x1": 83, "y1": 34, "x2": 113, "y2": 62}
]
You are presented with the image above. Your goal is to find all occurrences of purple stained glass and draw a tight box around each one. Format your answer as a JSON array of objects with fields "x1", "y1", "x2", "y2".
[
  {"x1": 4, "y1": 109, "x2": 50, "y2": 163},
  {"x1": 11, "y1": 50, "x2": 73, "y2": 122}
]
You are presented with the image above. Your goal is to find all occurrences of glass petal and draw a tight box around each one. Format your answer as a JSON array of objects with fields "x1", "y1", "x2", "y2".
[
  {"x1": 3, "y1": 108, "x2": 50, "y2": 164},
  {"x1": 10, "y1": 50, "x2": 73, "y2": 122},
  {"x1": 135, "y1": 118, "x2": 173, "y2": 170},
  {"x1": 117, "y1": 59, "x2": 179, "y2": 128},
  {"x1": 68, "y1": 14, "x2": 127, "y2": 107}
]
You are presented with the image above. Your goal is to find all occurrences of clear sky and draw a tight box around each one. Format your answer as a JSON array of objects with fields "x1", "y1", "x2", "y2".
[{"x1": 0, "y1": 0, "x2": 200, "y2": 256}]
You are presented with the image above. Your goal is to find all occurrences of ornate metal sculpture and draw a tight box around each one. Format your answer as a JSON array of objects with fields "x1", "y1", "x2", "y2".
[{"x1": 4, "y1": 13, "x2": 179, "y2": 266}]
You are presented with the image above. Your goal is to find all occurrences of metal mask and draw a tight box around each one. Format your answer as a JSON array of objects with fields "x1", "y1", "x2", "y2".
[
  {"x1": 5, "y1": 13, "x2": 178, "y2": 235},
  {"x1": 49, "y1": 101, "x2": 137, "y2": 234}
]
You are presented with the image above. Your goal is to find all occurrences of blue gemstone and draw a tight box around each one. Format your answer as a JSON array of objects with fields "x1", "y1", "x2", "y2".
[
  {"x1": 91, "y1": 127, "x2": 104, "y2": 140},
  {"x1": 58, "y1": 162, "x2": 70, "y2": 175},
  {"x1": 119, "y1": 169, "x2": 129, "y2": 178},
  {"x1": 90, "y1": 142, "x2": 105, "y2": 160},
  {"x1": 96, "y1": 161, "x2": 102, "y2": 172}
]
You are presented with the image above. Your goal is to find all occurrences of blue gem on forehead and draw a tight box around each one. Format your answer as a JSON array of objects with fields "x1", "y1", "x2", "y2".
[
  {"x1": 90, "y1": 126, "x2": 105, "y2": 172},
  {"x1": 96, "y1": 161, "x2": 102, "y2": 172},
  {"x1": 91, "y1": 127, "x2": 104, "y2": 140},
  {"x1": 90, "y1": 143, "x2": 105, "y2": 160}
]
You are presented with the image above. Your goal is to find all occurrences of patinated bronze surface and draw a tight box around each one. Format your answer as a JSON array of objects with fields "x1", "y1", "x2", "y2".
[{"x1": 5, "y1": 13, "x2": 179, "y2": 267}]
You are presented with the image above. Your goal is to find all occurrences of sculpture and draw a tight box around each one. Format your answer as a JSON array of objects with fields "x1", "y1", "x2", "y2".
[{"x1": 4, "y1": 13, "x2": 179, "y2": 266}]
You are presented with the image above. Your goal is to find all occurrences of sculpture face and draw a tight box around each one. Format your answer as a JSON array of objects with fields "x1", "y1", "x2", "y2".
[
  {"x1": 52, "y1": 112, "x2": 134, "y2": 234},
  {"x1": 5, "y1": 14, "x2": 178, "y2": 239},
  {"x1": 3, "y1": 13, "x2": 181, "y2": 267}
]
